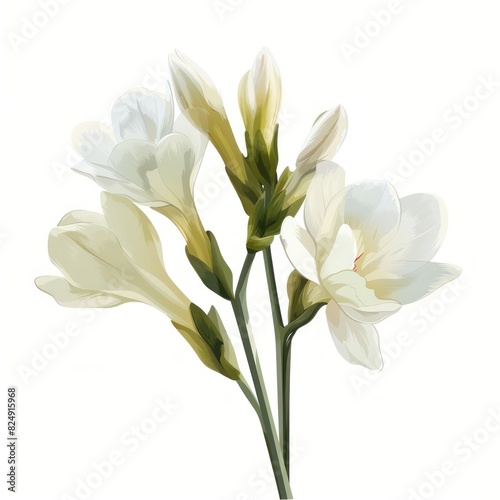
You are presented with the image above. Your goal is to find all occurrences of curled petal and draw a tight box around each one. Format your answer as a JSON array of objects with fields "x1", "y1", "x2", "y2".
[
  {"x1": 326, "y1": 301, "x2": 383, "y2": 370},
  {"x1": 322, "y1": 271, "x2": 401, "y2": 323},
  {"x1": 280, "y1": 217, "x2": 318, "y2": 283},
  {"x1": 35, "y1": 276, "x2": 129, "y2": 308},
  {"x1": 316, "y1": 180, "x2": 401, "y2": 267},
  {"x1": 296, "y1": 105, "x2": 347, "y2": 174},
  {"x1": 111, "y1": 87, "x2": 174, "y2": 143},
  {"x1": 362, "y1": 193, "x2": 447, "y2": 281},
  {"x1": 304, "y1": 161, "x2": 346, "y2": 239},
  {"x1": 368, "y1": 262, "x2": 461, "y2": 305}
]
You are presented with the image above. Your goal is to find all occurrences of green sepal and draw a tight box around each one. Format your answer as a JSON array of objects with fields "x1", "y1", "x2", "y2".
[
  {"x1": 186, "y1": 231, "x2": 234, "y2": 300},
  {"x1": 246, "y1": 188, "x2": 289, "y2": 251},
  {"x1": 186, "y1": 304, "x2": 240, "y2": 380},
  {"x1": 287, "y1": 270, "x2": 329, "y2": 323},
  {"x1": 225, "y1": 166, "x2": 262, "y2": 215},
  {"x1": 287, "y1": 270, "x2": 309, "y2": 322},
  {"x1": 244, "y1": 126, "x2": 279, "y2": 188},
  {"x1": 207, "y1": 306, "x2": 240, "y2": 380}
]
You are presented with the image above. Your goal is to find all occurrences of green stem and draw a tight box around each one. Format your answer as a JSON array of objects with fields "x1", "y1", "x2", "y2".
[
  {"x1": 263, "y1": 247, "x2": 290, "y2": 472},
  {"x1": 237, "y1": 377, "x2": 261, "y2": 419},
  {"x1": 231, "y1": 252, "x2": 293, "y2": 499}
]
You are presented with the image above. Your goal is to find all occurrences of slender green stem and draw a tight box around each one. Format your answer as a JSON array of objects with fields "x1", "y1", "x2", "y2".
[
  {"x1": 280, "y1": 336, "x2": 292, "y2": 474},
  {"x1": 237, "y1": 377, "x2": 261, "y2": 419},
  {"x1": 232, "y1": 252, "x2": 293, "y2": 499},
  {"x1": 263, "y1": 247, "x2": 290, "y2": 470}
]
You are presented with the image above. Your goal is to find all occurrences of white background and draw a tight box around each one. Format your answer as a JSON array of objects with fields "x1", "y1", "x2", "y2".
[{"x1": 2, "y1": 0, "x2": 500, "y2": 499}]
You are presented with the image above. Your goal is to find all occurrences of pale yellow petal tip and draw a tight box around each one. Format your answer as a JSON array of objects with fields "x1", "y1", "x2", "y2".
[{"x1": 34, "y1": 276, "x2": 49, "y2": 293}]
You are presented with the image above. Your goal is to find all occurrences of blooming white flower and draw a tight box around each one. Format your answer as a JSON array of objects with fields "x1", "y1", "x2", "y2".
[
  {"x1": 285, "y1": 106, "x2": 347, "y2": 208},
  {"x1": 281, "y1": 162, "x2": 461, "y2": 369},
  {"x1": 238, "y1": 48, "x2": 282, "y2": 147},
  {"x1": 71, "y1": 85, "x2": 216, "y2": 266},
  {"x1": 35, "y1": 192, "x2": 239, "y2": 378},
  {"x1": 72, "y1": 85, "x2": 206, "y2": 210}
]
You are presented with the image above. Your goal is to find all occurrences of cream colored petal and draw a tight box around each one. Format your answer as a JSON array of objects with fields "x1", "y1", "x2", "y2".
[
  {"x1": 362, "y1": 193, "x2": 447, "y2": 280},
  {"x1": 58, "y1": 210, "x2": 106, "y2": 227},
  {"x1": 369, "y1": 262, "x2": 461, "y2": 305},
  {"x1": 280, "y1": 217, "x2": 318, "y2": 283},
  {"x1": 238, "y1": 48, "x2": 282, "y2": 145},
  {"x1": 322, "y1": 270, "x2": 401, "y2": 323},
  {"x1": 169, "y1": 51, "x2": 226, "y2": 116},
  {"x1": 173, "y1": 112, "x2": 208, "y2": 180},
  {"x1": 326, "y1": 301, "x2": 383, "y2": 370},
  {"x1": 296, "y1": 105, "x2": 347, "y2": 174},
  {"x1": 316, "y1": 181, "x2": 401, "y2": 266},
  {"x1": 319, "y1": 224, "x2": 357, "y2": 281},
  {"x1": 47, "y1": 223, "x2": 140, "y2": 293},
  {"x1": 35, "y1": 276, "x2": 129, "y2": 308},
  {"x1": 107, "y1": 140, "x2": 174, "y2": 205},
  {"x1": 100, "y1": 192, "x2": 166, "y2": 276},
  {"x1": 155, "y1": 133, "x2": 196, "y2": 205},
  {"x1": 304, "y1": 161, "x2": 346, "y2": 239},
  {"x1": 111, "y1": 87, "x2": 174, "y2": 143},
  {"x1": 238, "y1": 70, "x2": 255, "y2": 135}
]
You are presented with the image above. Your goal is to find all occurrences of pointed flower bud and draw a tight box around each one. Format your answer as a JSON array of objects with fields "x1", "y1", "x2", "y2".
[{"x1": 238, "y1": 48, "x2": 282, "y2": 148}]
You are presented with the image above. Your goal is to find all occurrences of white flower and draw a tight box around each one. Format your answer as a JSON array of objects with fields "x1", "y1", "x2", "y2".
[
  {"x1": 285, "y1": 106, "x2": 347, "y2": 208},
  {"x1": 72, "y1": 85, "x2": 207, "y2": 210},
  {"x1": 238, "y1": 48, "x2": 282, "y2": 147},
  {"x1": 71, "y1": 85, "x2": 215, "y2": 265},
  {"x1": 281, "y1": 162, "x2": 461, "y2": 369},
  {"x1": 35, "y1": 193, "x2": 238, "y2": 378}
]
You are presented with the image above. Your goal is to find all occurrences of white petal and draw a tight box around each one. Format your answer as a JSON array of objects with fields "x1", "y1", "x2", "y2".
[
  {"x1": 326, "y1": 301, "x2": 383, "y2": 370},
  {"x1": 246, "y1": 48, "x2": 282, "y2": 144},
  {"x1": 107, "y1": 140, "x2": 172, "y2": 205},
  {"x1": 322, "y1": 270, "x2": 401, "y2": 323},
  {"x1": 100, "y1": 193, "x2": 166, "y2": 276},
  {"x1": 304, "y1": 161, "x2": 345, "y2": 239},
  {"x1": 280, "y1": 217, "x2": 318, "y2": 283},
  {"x1": 155, "y1": 133, "x2": 196, "y2": 205},
  {"x1": 319, "y1": 224, "x2": 357, "y2": 280},
  {"x1": 111, "y1": 88, "x2": 174, "y2": 143},
  {"x1": 35, "y1": 276, "x2": 128, "y2": 308},
  {"x1": 316, "y1": 181, "x2": 401, "y2": 267},
  {"x1": 47, "y1": 223, "x2": 137, "y2": 293},
  {"x1": 169, "y1": 51, "x2": 226, "y2": 116},
  {"x1": 72, "y1": 121, "x2": 116, "y2": 167},
  {"x1": 362, "y1": 194, "x2": 447, "y2": 280},
  {"x1": 238, "y1": 71, "x2": 255, "y2": 132},
  {"x1": 71, "y1": 158, "x2": 124, "y2": 183},
  {"x1": 296, "y1": 105, "x2": 347, "y2": 174},
  {"x1": 173, "y1": 112, "x2": 208, "y2": 167},
  {"x1": 369, "y1": 262, "x2": 461, "y2": 305}
]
